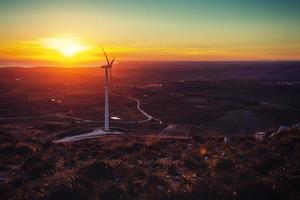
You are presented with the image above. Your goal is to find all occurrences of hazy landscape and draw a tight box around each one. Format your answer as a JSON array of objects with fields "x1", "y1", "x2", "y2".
[
  {"x1": 1, "y1": 61, "x2": 300, "y2": 136},
  {"x1": 1, "y1": 61, "x2": 300, "y2": 199}
]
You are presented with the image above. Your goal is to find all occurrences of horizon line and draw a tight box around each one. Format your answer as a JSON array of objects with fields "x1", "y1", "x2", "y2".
[{"x1": 1, "y1": 60, "x2": 300, "y2": 69}]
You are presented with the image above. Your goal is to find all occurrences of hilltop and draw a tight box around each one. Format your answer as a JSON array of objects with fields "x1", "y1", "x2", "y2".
[{"x1": 0, "y1": 125, "x2": 299, "y2": 200}]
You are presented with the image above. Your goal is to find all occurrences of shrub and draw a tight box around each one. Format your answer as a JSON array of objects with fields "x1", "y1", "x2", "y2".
[
  {"x1": 28, "y1": 161, "x2": 54, "y2": 179},
  {"x1": 46, "y1": 183, "x2": 89, "y2": 200},
  {"x1": 168, "y1": 164, "x2": 179, "y2": 176},
  {"x1": 22, "y1": 154, "x2": 42, "y2": 169},
  {"x1": 15, "y1": 145, "x2": 33, "y2": 156},
  {"x1": 11, "y1": 176, "x2": 27, "y2": 188},
  {"x1": 216, "y1": 159, "x2": 235, "y2": 172},
  {"x1": 84, "y1": 161, "x2": 114, "y2": 180},
  {"x1": 0, "y1": 182, "x2": 10, "y2": 197},
  {"x1": 114, "y1": 163, "x2": 146, "y2": 179},
  {"x1": 184, "y1": 156, "x2": 207, "y2": 170},
  {"x1": 236, "y1": 179, "x2": 283, "y2": 200},
  {"x1": 147, "y1": 174, "x2": 165, "y2": 186},
  {"x1": 255, "y1": 147, "x2": 268, "y2": 157},
  {"x1": 274, "y1": 142, "x2": 295, "y2": 156},
  {"x1": 192, "y1": 135, "x2": 204, "y2": 143},
  {"x1": 158, "y1": 179, "x2": 229, "y2": 200},
  {"x1": 0, "y1": 143, "x2": 15, "y2": 155},
  {"x1": 131, "y1": 142, "x2": 144, "y2": 152},
  {"x1": 125, "y1": 178, "x2": 137, "y2": 199},
  {"x1": 100, "y1": 183, "x2": 128, "y2": 200},
  {"x1": 253, "y1": 154, "x2": 284, "y2": 176},
  {"x1": 41, "y1": 140, "x2": 54, "y2": 151}
]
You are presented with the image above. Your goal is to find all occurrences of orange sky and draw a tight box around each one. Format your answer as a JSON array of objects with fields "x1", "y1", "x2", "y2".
[{"x1": 1, "y1": 0, "x2": 300, "y2": 66}]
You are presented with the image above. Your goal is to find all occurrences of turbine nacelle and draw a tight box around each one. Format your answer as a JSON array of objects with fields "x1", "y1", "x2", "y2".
[{"x1": 101, "y1": 47, "x2": 115, "y2": 69}]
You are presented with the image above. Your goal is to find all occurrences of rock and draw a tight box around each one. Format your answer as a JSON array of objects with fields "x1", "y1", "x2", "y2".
[
  {"x1": 223, "y1": 137, "x2": 230, "y2": 144},
  {"x1": 292, "y1": 123, "x2": 300, "y2": 130},
  {"x1": 269, "y1": 132, "x2": 278, "y2": 138},
  {"x1": 0, "y1": 176, "x2": 6, "y2": 183},
  {"x1": 278, "y1": 125, "x2": 289, "y2": 133},
  {"x1": 255, "y1": 132, "x2": 266, "y2": 141},
  {"x1": 156, "y1": 185, "x2": 164, "y2": 191}
]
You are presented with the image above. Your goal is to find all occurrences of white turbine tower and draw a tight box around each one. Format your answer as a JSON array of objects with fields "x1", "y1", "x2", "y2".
[{"x1": 101, "y1": 47, "x2": 115, "y2": 131}]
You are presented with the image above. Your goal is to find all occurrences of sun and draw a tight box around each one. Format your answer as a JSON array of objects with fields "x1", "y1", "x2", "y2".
[{"x1": 41, "y1": 37, "x2": 89, "y2": 57}]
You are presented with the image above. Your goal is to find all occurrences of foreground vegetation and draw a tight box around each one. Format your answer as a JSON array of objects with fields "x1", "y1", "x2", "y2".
[{"x1": 0, "y1": 128, "x2": 300, "y2": 200}]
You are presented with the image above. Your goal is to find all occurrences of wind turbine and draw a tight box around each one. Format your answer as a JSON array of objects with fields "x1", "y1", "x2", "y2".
[{"x1": 101, "y1": 47, "x2": 115, "y2": 131}]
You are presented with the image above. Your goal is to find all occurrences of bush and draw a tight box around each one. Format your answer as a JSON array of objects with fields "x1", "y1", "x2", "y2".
[
  {"x1": 253, "y1": 154, "x2": 284, "y2": 176},
  {"x1": 84, "y1": 161, "x2": 114, "y2": 180},
  {"x1": 0, "y1": 183, "x2": 10, "y2": 196},
  {"x1": 28, "y1": 161, "x2": 54, "y2": 179},
  {"x1": 22, "y1": 153, "x2": 54, "y2": 179},
  {"x1": 236, "y1": 179, "x2": 283, "y2": 200},
  {"x1": 168, "y1": 164, "x2": 179, "y2": 176},
  {"x1": 41, "y1": 140, "x2": 54, "y2": 151},
  {"x1": 158, "y1": 179, "x2": 229, "y2": 200},
  {"x1": 147, "y1": 174, "x2": 164, "y2": 185},
  {"x1": 22, "y1": 154, "x2": 42, "y2": 169},
  {"x1": 100, "y1": 183, "x2": 128, "y2": 200},
  {"x1": 255, "y1": 147, "x2": 268, "y2": 157},
  {"x1": 125, "y1": 178, "x2": 137, "y2": 199},
  {"x1": 114, "y1": 163, "x2": 146, "y2": 179},
  {"x1": 216, "y1": 159, "x2": 235, "y2": 172},
  {"x1": 11, "y1": 176, "x2": 27, "y2": 188},
  {"x1": 274, "y1": 142, "x2": 295, "y2": 156},
  {"x1": 0, "y1": 143, "x2": 15, "y2": 155},
  {"x1": 192, "y1": 135, "x2": 204, "y2": 143},
  {"x1": 46, "y1": 183, "x2": 89, "y2": 200},
  {"x1": 15, "y1": 145, "x2": 33, "y2": 156},
  {"x1": 184, "y1": 156, "x2": 207, "y2": 170}
]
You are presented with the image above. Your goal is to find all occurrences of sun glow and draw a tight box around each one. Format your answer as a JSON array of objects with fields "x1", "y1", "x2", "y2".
[{"x1": 41, "y1": 37, "x2": 89, "y2": 57}]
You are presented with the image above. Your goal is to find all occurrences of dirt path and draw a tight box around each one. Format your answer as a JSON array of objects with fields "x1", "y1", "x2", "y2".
[{"x1": 53, "y1": 128, "x2": 124, "y2": 143}]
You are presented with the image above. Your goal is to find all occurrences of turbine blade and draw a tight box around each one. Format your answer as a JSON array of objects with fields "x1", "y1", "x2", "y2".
[
  {"x1": 101, "y1": 47, "x2": 110, "y2": 65},
  {"x1": 110, "y1": 58, "x2": 115, "y2": 66}
]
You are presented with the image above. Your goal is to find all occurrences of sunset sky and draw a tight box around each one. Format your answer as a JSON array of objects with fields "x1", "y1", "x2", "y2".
[{"x1": 1, "y1": 0, "x2": 300, "y2": 66}]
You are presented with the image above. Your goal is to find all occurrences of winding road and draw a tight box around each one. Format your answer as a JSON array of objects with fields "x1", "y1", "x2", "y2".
[{"x1": 109, "y1": 92, "x2": 162, "y2": 124}]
